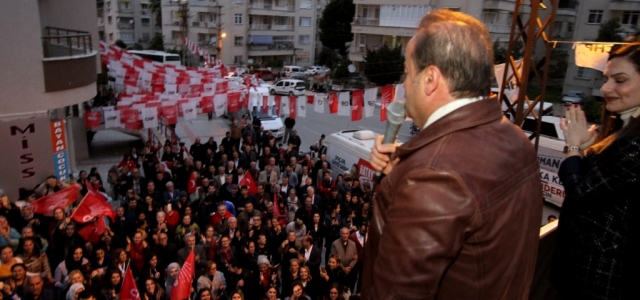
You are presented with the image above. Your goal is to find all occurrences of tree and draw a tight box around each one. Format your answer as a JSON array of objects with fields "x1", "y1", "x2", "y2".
[
  {"x1": 318, "y1": 0, "x2": 355, "y2": 56},
  {"x1": 363, "y1": 44, "x2": 404, "y2": 86},
  {"x1": 596, "y1": 18, "x2": 623, "y2": 42},
  {"x1": 148, "y1": 33, "x2": 165, "y2": 51},
  {"x1": 149, "y1": 0, "x2": 162, "y2": 28},
  {"x1": 114, "y1": 39, "x2": 127, "y2": 49},
  {"x1": 130, "y1": 43, "x2": 144, "y2": 50},
  {"x1": 331, "y1": 59, "x2": 351, "y2": 84}
]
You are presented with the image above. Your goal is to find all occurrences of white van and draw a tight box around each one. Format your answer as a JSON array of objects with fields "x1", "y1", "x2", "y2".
[
  {"x1": 283, "y1": 66, "x2": 305, "y2": 78},
  {"x1": 324, "y1": 130, "x2": 380, "y2": 186}
]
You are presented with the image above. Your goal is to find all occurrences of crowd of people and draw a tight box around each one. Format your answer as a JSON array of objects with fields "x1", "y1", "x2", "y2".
[{"x1": 0, "y1": 114, "x2": 371, "y2": 300}]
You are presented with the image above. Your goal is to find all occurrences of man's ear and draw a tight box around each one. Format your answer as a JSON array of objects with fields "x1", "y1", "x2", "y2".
[{"x1": 423, "y1": 66, "x2": 441, "y2": 96}]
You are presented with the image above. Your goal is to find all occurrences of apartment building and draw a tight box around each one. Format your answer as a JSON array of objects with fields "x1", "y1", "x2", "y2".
[
  {"x1": 563, "y1": 0, "x2": 640, "y2": 98},
  {"x1": 162, "y1": 0, "x2": 317, "y2": 67},
  {"x1": 102, "y1": 0, "x2": 161, "y2": 47},
  {"x1": 0, "y1": 0, "x2": 100, "y2": 200}
]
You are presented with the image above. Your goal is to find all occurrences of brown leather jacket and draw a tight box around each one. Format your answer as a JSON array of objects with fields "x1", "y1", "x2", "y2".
[{"x1": 362, "y1": 98, "x2": 542, "y2": 299}]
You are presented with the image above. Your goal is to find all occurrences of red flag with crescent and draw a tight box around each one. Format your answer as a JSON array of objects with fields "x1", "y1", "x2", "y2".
[
  {"x1": 187, "y1": 171, "x2": 198, "y2": 194},
  {"x1": 77, "y1": 216, "x2": 106, "y2": 244},
  {"x1": 71, "y1": 189, "x2": 115, "y2": 223},
  {"x1": 120, "y1": 266, "x2": 141, "y2": 300},
  {"x1": 31, "y1": 184, "x2": 80, "y2": 215}
]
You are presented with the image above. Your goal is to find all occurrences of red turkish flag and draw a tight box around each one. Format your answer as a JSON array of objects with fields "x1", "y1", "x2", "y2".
[
  {"x1": 380, "y1": 85, "x2": 394, "y2": 122},
  {"x1": 31, "y1": 184, "x2": 80, "y2": 215},
  {"x1": 262, "y1": 95, "x2": 269, "y2": 114},
  {"x1": 289, "y1": 96, "x2": 297, "y2": 119},
  {"x1": 238, "y1": 171, "x2": 258, "y2": 195},
  {"x1": 306, "y1": 95, "x2": 315, "y2": 104},
  {"x1": 121, "y1": 109, "x2": 141, "y2": 130},
  {"x1": 120, "y1": 266, "x2": 141, "y2": 300},
  {"x1": 200, "y1": 96, "x2": 214, "y2": 113},
  {"x1": 351, "y1": 90, "x2": 363, "y2": 121},
  {"x1": 274, "y1": 96, "x2": 282, "y2": 115},
  {"x1": 328, "y1": 93, "x2": 338, "y2": 114},
  {"x1": 162, "y1": 106, "x2": 178, "y2": 125},
  {"x1": 84, "y1": 111, "x2": 101, "y2": 128},
  {"x1": 171, "y1": 250, "x2": 195, "y2": 300},
  {"x1": 77, "y1": 216, "x2": 106, "y2": 244},
  {"x1": 228, "y1": 92, "x2": 241, "y2": 113},
  {"x1": 71, "y1": 190, "x2": 116, "y2": 223},
  {"x1": 187, "y1": 171, "x2": 198, "y2": 194}
]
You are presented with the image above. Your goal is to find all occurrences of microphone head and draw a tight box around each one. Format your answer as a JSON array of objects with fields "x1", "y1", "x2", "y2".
[{"x1": 386, "y1": 100, "x2": 406, "y2": 125}]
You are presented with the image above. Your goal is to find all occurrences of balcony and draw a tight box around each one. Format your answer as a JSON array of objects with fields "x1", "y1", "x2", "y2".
[
  {"x1": 352, "y1": 18, "x2": 380, "y2": 26},
  {"x1": 485, "y1": 23, "x2": 512, "y2": 34},
  {"x1": 191, "y1": 21, "x2": 217, "y2": 29},
  {"x1": 41, "y1": 27, "x2": 97, "y2": 93},
  {"x1": 610, "y1": 0, "x2": 640, "y2": 11},
  {"x1": 117, "y1": 8, "x2": 133, "y2": 15},
  {"x1": 117, "y1": 22, "x2": 134, "y2": 29}
]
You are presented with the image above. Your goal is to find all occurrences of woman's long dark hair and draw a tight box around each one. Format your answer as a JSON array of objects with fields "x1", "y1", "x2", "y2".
[
  {"x1": 107, "y1": 269, "x2": 123, "y2": 294},
  {"x1": 590, "y1": 42, "x2": 640, "y2": 154},
  {"x1": 15, "y1": 237, "x2": 42, "y2": 257},
  {"x1": 64, "y1": 246, "x2": 84, "y2": 272}
]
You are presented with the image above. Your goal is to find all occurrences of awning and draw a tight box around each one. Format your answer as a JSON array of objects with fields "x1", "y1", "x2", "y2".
[{"x1": 249, "y1": 35, "x2": 273, "y2": 45}]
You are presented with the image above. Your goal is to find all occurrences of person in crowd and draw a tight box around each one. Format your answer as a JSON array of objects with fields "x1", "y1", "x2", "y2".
[
  {"x1": 299, "y1": 265, "x2": 319, "y2": 299},
  {"x1": 551, "y1": 42, "x2": 640, "y2": 299},
  {"x1": 5, "y1": 263, "x2": 30, "y2": 298},
  {"x1": 196, "y1": 288, "x2": 213, "y2": 300},
  {"x1": 0, "y1": 246, "x2": 23, "y2": 281},
  {"x1": 100, "y1": 269, "x2": 121, "y2": 300},
  {"x1": 264, "y1": 286, "x2": 280, "y2": 300},
  {"x1": 164, "y1": 262, "x2": 180, "y2": 295},
  {"x1": 22, "y1": 274, "x2": 55, "y2": 300},
  {"x1": 196, "y1": 261, "x2": 226, "y2": 297},
  {"x1": 54, "y1": 246, "x2": 88, "y2": 289},
  {"x1": 365, "y1": 9, "x2": 542, "y2": 299},
  {"x1": 0, "y1": 216, "x2": 20, "y2": 250},
  {"x1": 16, "y1": 236, "x2": 52, "y2": 283},
  {"x1": 65, "y1": 282, "x2": 85, "y2": 300},
  {"x1": 321, "y1": 283, "x2": 345, "y2": 300},
  {"x1": 142, "y1": 277, "x2": 166, "y2": 300},
  {"x1": 283, "y1": 281, "x2": 310, "y2": 300}
]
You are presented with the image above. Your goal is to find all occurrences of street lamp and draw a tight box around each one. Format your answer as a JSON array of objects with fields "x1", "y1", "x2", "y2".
[{"x1": 218, "y1": 32, "x2": 226, "y2": 63}]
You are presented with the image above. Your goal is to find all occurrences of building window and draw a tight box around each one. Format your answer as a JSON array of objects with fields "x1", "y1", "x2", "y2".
[
  {"x1": 482, "y1": 9, "x2": 498, "y2": 24},
  {"x1": 120, "y1": 33, "x2": 134, "y2": 41},
  {"x1": 142, "y1": 33, "x2": 150, "y2": 42},
  {"x1": 141, "y1": 3, "x2": 148, "y2": 10},
  {"x1": 298, "y1": 35, "x2": 310, "y2": 44},
  {"x1": 300, "y1": 0, "x2": 311, "y2": 9},
  {"x1": 576, "y1": 67, "x2": 591, "y2": 79},
  {"x1": 234, "y1": 55, "x2": 243, "y2": 64},
  {"x1": 587, "y1": 10, "x2": 603, "y2": 24},
  {"x1": 299, "y1": 17, "x2": 311, "y2": 27},
  {"x1": 235, "y1": 36, "x2": 244, "y2": 46},
  {"x1": 141, "y1": 18, "x2": 150, "y2": 27},
  {"x1": 276, "y1": 0, "x2": 288, "y2": 7},
  {"x1": 108, "y1": 16, "x2": 112, "y2": 25},
  {"x1": 362, "y1": 6, "x2": 380, "y2": 19},
  {"x1": 235, "y1": 0, "x2": 243, "y2": 3},
  {"x1": 567, "y1": 22, "x2": 574, "y2": 32},
  {"x1": 106, "y1": 1, "x2": 111, "y2": 12},
  {"x1": 275, "y1": 16, "x2": 288, "y2": 26},
  {"x1": 235, "y1": 13, "x2": 243, "y2": 25},
  {"x1": 109, "y1": 33, "x2": 114, "y2": 42},
  {"x1": 623, "y1": 11, "x2": 640, "y2": 25}
]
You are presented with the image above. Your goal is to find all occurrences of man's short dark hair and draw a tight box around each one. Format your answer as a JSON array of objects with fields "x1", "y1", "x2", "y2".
[
  {"x1": 412, "y1": 9, "x2": 493, "y2": 98},
  {"x1": 78, "y1": 290, "x2": 95, "y2": 300}
]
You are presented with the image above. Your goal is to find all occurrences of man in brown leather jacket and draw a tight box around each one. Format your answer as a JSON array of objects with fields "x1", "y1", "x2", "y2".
[{"x1": 363, "y1": 9, "x2": 542, "y2": 300}]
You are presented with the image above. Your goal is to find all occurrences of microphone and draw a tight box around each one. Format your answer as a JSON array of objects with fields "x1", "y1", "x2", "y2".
[{"x1": 373, "y1": 100, "x2": 406, "y2": 186}]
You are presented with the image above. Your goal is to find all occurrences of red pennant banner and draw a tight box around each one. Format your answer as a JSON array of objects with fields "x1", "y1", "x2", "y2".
[
  {"x1": 228, "y1": 92, "x2": 241, "y2": 113},
  {"x1": 262, "y1": 95, "x2": 269, "y2": 114},
  {"x1": 328, "y1": 93, "x2": 338, "y2": 114},
  {"x1": 200, "y1": 96, "x2": 214, "y2": 113},
  {"x1": 177, "y1": 99, "x2": 189, "y2": 117},
  {"x1": 121, "y1": 109, "x2": 141, "y2": 130},
  {"x1": 289, "y1": 96, "x2": 297, "y2": 119},
  {"x1": 351, "y1": 90, "x2": 363, "y2": 121},
  {"x1": 306, "y1": 94, "x2": 315, "y2": 104},
  {"x1": 84, "y1": 111, "x2": 101, "y2": 128},
  {"x1": 275, "y1": 96, "x2": 282, "y2": 115},
  {"x1": 380, "y1": 85, "x2": 394, "y2": 122},
  {"x1": 162, "y1": 106, "x2": 178, "y2": 125}
]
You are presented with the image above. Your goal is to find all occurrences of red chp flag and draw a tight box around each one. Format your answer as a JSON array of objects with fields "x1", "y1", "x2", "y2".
[
  {"x1": 200, "y1": 96, "x2": 214, "y2": 113},
  {"x1": 306, "y1": 94, "x2": 315, "y2": 104},
  {"x1": 228, "y1": 92, "x2": 241, "y2": 113},
  {"x1": 351, "y1": 90, "x2": 363, "y2": 121},
  {"x1": 162, "y1": 106, "x2": 178, "y2": 125},
  {"x1": 120, "y1": 266, "x2": 141, "y2": 300},
  {"x1": 238, "y1": 171, "x2": 258, "y2": 195},
  {"x1": 274, "y1": 96, "x2": 282, "y2": 115},
  {"x1": 289, "y1": 96, "x2": 297, "y2": 119},
  {"x1": 31, "y1": 184, "x2": 80, "y2": 215},
  {"x1": 380, "y1": 85, "x2": 395, "y2": 122},
  {"x1": 171, "y1": 250, "x2": 195, "y2": 300},
  {"x1": 262, "y1": 95, "x2": 269, "y2": 114},
  {"x1": 71, "y1": 190, "x2": 116, "y2": 223},
  {"x1": 121, "y1": 109, "x2": 141, "y2": 130},
  {"x1": 77, "y1": 216, "x2": 106, "y2": 244},
  {"x1": 328, "y1": 93, "x2": 338, "y2": 114},
  {"x1": 84, "y1": 111, "x2": 101, "y2": 128}
]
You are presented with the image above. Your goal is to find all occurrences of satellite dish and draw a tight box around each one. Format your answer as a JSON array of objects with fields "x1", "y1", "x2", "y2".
[
  {"x1": 348, "y1": 64, "x2": 356, "y2": 73},
  {"x1": 129, "y1": 19, "x2": 134, "y2": 24},
  {"x1": 210, "y1": 37, "x2": 217, "y2": 44},
  {"x1": 247, "y1": 59, "x2": 254, "y2": 64}
]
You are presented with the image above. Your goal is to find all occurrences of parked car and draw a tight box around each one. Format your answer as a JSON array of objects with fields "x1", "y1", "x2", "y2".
[
  {"x1": 270, "y1": 79, "x2": 306, "y2": 96},
  {"x1": 283, "y1": 66, "x2": 305, "y2": 78},
  {"x1": 252, "y1": 68, "x2": 277, "y2": 81},
  {"x1": 562, "y1": 91, "x2": 586, "y2": 104},
  {"x1": 305, "y1": 66, "x2": 329, "y2": 75}
]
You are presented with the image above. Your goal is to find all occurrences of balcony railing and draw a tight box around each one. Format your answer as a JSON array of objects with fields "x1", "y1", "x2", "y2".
[
  {"x1": 352, "y1": 18, "x2": 380, "y2": 26},
  {"x1": 248, "y1": 41, "x2": 294, "y2": 50},
  {"x1": 42, "y1": 27, "x2": 93, "y2": 58},
  {"x1": 117, "y1": 23, "x2": 134, "y2": 29},
  {"x1": 250, "y1": 24, "x2": 272, "y2": 30}
]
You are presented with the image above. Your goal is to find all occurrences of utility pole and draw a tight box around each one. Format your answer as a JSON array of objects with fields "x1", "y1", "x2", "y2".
[
  {"x1": 180, "y1": 0, "x2": 189, "y2": 66},
  {"x1": 215, "y1": 4, "x2": 222, "y2": 63}
]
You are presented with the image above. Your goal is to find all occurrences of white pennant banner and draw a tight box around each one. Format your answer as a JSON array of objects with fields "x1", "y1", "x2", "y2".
[
  {"x1": 315, "y1": 95, "x2": 325, "y2": 113},
  {"x1": 338, "y1": 92, "x2": 350, "y2": 116},
  {"x1": 297, "y1": 96, "x2": 306, "y2": 118},
  {"x1": 364, "y1": 87, "x2": 377, "y2": 118}
]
